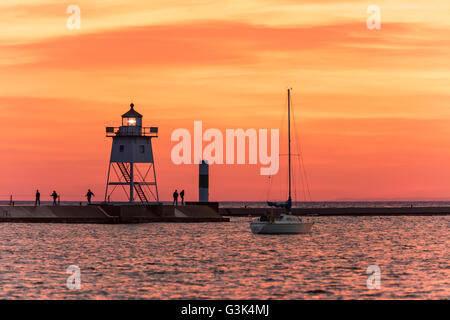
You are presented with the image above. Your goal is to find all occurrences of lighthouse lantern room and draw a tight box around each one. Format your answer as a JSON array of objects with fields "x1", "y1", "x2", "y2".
[{"x1": 105, "y1": 103, "x2": 159, "y2": 203}]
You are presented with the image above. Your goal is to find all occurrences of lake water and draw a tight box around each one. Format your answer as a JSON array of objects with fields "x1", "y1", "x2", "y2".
[{"x1": 0, "y1": 216, "x2": 448, "y2": 299}]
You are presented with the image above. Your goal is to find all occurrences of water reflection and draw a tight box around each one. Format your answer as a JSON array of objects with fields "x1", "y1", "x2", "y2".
[{"x1": 0, "y1": 216, "x2": 448, "y2": 299}]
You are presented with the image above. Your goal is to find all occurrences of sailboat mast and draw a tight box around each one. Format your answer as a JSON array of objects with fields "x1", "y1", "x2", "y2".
[{"x1": 288, "y1": 88, "x2": 292, "y2": 203}]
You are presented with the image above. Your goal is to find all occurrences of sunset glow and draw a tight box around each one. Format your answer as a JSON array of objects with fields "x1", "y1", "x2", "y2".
[{"x1": 1, "y1": 0, "x2": 449, "y2": 201}]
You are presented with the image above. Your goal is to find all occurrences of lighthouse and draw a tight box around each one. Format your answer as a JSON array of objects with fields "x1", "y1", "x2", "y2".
[{"x1": 104, "y1": 103, "x2": 159, "y2": 203}]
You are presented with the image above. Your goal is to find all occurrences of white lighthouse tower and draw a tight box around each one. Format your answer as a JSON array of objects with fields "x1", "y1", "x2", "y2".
[{"x1": 104, "y1": 103, "x2": 159, "y2": 203}]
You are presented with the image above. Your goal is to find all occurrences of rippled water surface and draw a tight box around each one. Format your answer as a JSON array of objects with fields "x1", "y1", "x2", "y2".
[{"x1": 0, "y1": 216, "x2": 448, "y2": 299}]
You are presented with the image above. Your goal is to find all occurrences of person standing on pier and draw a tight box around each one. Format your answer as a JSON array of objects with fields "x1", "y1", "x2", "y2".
[
  {"x1": 35, "y1": 190, "x2": 40, "y2": 206},
  {"x1": 86, "y1": 189, "x2": 95, "y2": 204},
  {"x1": 180, "y1": 190, "x2": 185, "y2": 205},
  {"x1": 51, "y1": 191, "x2": 58, "y2": 206},
  {"x1": 173, "y1": 189, "x2": 179, "y2": 205}
]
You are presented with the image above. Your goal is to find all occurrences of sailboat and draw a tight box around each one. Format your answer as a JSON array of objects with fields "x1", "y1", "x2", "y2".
[{"x1": 250, "y1": 89, "x2": 314, "y2": 234}]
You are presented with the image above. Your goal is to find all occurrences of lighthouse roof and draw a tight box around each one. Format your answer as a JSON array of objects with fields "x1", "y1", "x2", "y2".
[{"x1": 122, "y1": 103, "x2": 143, "y2": 118}]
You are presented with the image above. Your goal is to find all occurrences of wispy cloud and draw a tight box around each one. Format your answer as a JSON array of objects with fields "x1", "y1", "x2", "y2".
[{"x1": 4, "y1": 21, "x2": 446, "y2": 70}]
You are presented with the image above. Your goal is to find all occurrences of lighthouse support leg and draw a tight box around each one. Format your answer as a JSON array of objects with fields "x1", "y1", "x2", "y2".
[
  {"x1": 104, "y1": 162, "x2": 112, "y2": 202},
  {"x1": 129, "y1": 162, "x2": 134, "y2": 202},
  {"x1": 152, "y1": 162, "x2": 159, "y2": 202}
]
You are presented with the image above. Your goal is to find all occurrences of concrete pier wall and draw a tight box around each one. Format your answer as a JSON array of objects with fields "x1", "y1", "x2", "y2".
[
  {"x1": 0, "y1": 204, "x2": 228, "y2": 224},
  {"x1": 2, "y1": 204, "x2": 447, "y2": 224},
  {"x1": 0, "y1": 205, "x2": 113, "y2": 223},
  {"x1": 219, "y1": 206, "x2": 450, "y2": 216}
]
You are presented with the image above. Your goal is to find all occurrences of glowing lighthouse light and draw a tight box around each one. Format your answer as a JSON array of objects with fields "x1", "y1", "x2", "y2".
[{"x1": 128, "y1": 118, "x2": 136, "y2": 125}]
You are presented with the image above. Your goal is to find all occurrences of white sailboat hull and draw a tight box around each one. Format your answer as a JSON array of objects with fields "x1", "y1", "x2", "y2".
[{"x1": 250, "y1": 220, "x2": 313, "y2": 234}]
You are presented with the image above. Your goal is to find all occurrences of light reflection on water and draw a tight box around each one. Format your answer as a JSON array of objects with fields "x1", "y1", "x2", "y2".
[{"x1": 0, "y1": 216, "x2": 448, "y2": 299}]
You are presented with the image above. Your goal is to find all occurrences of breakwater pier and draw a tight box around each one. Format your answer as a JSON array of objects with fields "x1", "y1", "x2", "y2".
[
  {"x1": 1, "y1": 203, "x2": 449, "y2": 225},
  {"x1": 0, "y1": 203, "x2": 228, "y2": 224},
  {"x1": 219, "y1": 206, "x2": 450, "y2": 216}
]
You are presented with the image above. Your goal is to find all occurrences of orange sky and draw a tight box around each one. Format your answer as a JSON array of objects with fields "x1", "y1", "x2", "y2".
[{"x1": 1, "y1": 0, "x2": 449, "y2": 201}]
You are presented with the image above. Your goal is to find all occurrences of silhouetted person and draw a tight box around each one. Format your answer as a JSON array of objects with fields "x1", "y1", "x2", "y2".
[
  {"x1": 35, "y1": 189, "x2": 40, "y2": 206},
  {"x1": 86, "y1": 189, "x2": 95, "y2": 204},
  {"x1": 180, "y1": 190, "x2": 185, "y2": 205},
  {"x1": 51, "y1": 191, "x2": 58, "y2": 206},
  {"x1": 173, "y1": 190, "x2": 179, "y2": 205}
]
